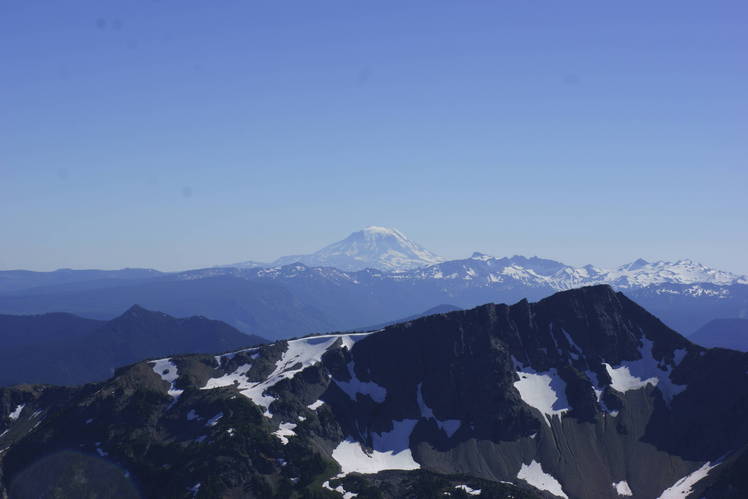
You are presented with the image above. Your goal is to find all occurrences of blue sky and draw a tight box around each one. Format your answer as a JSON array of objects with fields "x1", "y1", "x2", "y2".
[{"x1": 2, "y1": 1, "x2": 747, "y2": 273}]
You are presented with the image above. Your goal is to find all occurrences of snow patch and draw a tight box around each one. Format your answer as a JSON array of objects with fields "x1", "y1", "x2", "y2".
[
  {"x1": 273, "y1": 422, "x2": 297, "y2": 444},
  {"x1": 455, "y1": 484, "x2": 481, "y2": 495},
  {"x1": 203, "y1": 363, "x2": 252, "y2": 390},
  {"x1": 604, "y1": 337, "x2": 687, "y2": 403},
  {"x1": 517, "y1": 460, "x2": 568, "y2": 498},
  {"x1": 513, "y1": 360, "x2": 569, "y2": 427},
  {"x1": 308, "y1": 400, "x2": 325, "y2": 410},
  {"x1": 332, "y1": 419, "x2": 420, "y2": 474},
  {"x1": 8, "y1": 404, "x2": 24, "y2": 421},
  {"x1": 205, "y1": 412, "x2": 223, "y2": 427},
  {"x1": 322, "y1": 479, "x2": 359, "y2": 498},
  {"x1": 657, "y1": 461, "x2": 719, "y2": 499},
  {"x1": 150, "y1": 358, "x2": 183, "y2": 402},
  {"x1": 612, "y1": 480, "x2": 633, "y2": 496}
]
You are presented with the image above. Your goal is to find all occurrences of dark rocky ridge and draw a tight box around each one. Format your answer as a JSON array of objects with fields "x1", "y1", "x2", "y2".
[{"x1": 1, "y1": 286, "x2": 747, "y2": 498}]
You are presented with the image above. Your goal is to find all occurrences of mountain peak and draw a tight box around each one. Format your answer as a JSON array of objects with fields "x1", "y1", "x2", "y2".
[
  {"x1": 620, "y1": 258, "x2": 650, "y2": 271},
  {"x1": 270, "y1": 227, "x2": 445, "y2": 271},
  {"x1": 470, "y1": 251, "x2": 493, "y2": 261},
  {"x1": 116, "y1": 304, "x2": 171, "y2": 323},
  {"x1": 123, "y1": 304, "x2": 149, "y2": 316},
  {"x1": 361, "y1": 226, "x2": 405, "y2": 237}
]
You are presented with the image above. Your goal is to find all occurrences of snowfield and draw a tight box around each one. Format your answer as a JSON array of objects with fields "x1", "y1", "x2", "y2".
[
  {"x1": 512, "y1": 360, "x2": 570, "y2": 427},
  {"x1": 150, "y1": 358, "x2": 184, "y2": 402},
  {"x1": 604, "y1": 337, "x2": 687, "y2": 403},
  {"x1": 331, "y1": 419, "x2": 420, "y2": 474}
]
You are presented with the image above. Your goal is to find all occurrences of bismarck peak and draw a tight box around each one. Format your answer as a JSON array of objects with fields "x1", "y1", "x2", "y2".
[{"x1": 271, "y1": 226, "x2": 445, "y2": 271}]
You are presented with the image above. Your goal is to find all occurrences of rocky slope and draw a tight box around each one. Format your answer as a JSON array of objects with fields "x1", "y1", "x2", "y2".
[{"x1": 2, "y1": 286, "x2": 747, "y2": 498}]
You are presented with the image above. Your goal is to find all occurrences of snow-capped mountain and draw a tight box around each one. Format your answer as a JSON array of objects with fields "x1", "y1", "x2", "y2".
[
  {"x1": 3, "y1": 253, "x2": 745, "y2": 339},
  {"x1": 594, "y1": 258, "x2": 747, "y2": 288},
  {"x1": 408, "y1": 253, "x2": 748, "y2": 291},
  {"x1": 270, "y1": 226, "x2": 445, "y2": 272},
  {"x1": 4, "y1": 286, "x2": 747, "y2": 498}
]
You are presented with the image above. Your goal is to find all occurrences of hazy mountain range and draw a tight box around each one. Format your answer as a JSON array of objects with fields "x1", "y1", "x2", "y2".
[
  {"x1": 0, "y1": 227, "x2": 745, "y2": 340},
  {"x1": 224, "y1": 226, "x2": 747, "y2": 287},
  {"x1": 2, "y1": 286, "x2": 746, "y2": 498},
  {"x1": 0, "y1": 307, "x2": 267, "y2": 386}
]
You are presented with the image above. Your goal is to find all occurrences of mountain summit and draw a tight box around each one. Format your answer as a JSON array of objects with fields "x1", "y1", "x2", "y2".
[{"x1": 271, "y1": 226, "x2": 445, "y2": 271}]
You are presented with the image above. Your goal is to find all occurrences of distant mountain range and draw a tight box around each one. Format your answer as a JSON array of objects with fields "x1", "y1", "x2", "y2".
[
  {"x1": 0, "y1": 268, "x2": 161, "y2": 294},
  {"x1": 1, "y1": 227, "x2": 745, "y2": 340},
  {"x1": 0, "y1": 307, "x2": 267, "y2": 386},
  {"x1": 2, "y1": 286, "x2": 747, "y2": 498}
]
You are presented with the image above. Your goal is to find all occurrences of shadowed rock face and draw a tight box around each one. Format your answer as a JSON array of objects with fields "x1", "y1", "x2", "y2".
[{"x1": 1, "y1": 286, "x2": 748, "y2": 498}]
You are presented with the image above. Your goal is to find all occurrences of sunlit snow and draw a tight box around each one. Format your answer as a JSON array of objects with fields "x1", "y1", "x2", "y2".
[
  {"x1": 513, "y1": 360, "x2": 569, "y2": 427},
  {"x1": 603, "y1": 337, "x2": 686, "y2": 403},
  {"x1": 455, "y1": 484, "x2": 481, "y2": 495},
  {"x1": 612, "y1": 480, "x2": 633, "y2": 496},
  {"x1": 273, "y1": 422, "x2": 297, "y2": 444},
  {"x1": 332, "y1": 419, "x2": 420, "y2": 474},
  {"x1": 8, "y1": 404, "x2": 24, "y2": 421},
  {"x1": 322, "y1": 479, "x2": 359, "y2": 498},
  {"x1": 657, "y1": 461, "x2": 719, "y2": 499},
  {"x1": 150, "y1": 358, "x2": 183, "y2": 402},
  {"x1": 308, "y1": 400, "x2": 325, "y2": 410},
  {"x1": 517, "y1": 460, "x2": 568, "y2": 499}
]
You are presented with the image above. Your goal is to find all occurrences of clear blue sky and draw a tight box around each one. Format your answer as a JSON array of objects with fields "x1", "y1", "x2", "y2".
[{"x1": 2, "y1": 1, "x2": 746, "y2": 273}]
